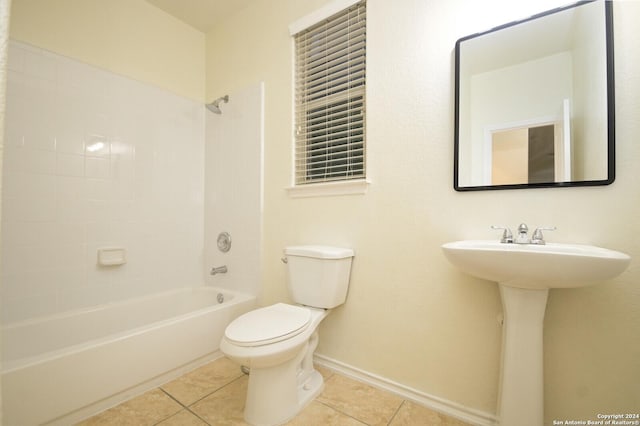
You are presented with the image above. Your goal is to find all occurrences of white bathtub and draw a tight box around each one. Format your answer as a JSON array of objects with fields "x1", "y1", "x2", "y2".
[{"x1": 1, "y1": 287, "x2": 256, "y2": 425}]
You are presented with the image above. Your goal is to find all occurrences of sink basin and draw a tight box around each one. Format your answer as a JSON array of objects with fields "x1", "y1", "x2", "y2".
[
  {"x1": 442, "y1": 239, "x2": 630, "y2": 425},
  {"x1": 442, "y1": 240, "x2": 630, "y2": 289}
]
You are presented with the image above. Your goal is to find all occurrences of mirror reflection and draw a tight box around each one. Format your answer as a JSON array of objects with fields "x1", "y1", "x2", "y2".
[{"x1": 454, "y1": 0, "x2": 614, "y2": 191}]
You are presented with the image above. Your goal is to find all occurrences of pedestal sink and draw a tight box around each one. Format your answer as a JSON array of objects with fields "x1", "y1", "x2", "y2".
[{"x1": 442, "y1": 240, "x2": 631, "y2": 426}]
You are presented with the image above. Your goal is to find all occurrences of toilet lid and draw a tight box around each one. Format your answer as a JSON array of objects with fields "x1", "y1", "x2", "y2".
[{"x1": 225, "y1": 303, "x2": 312, "y2": 347}]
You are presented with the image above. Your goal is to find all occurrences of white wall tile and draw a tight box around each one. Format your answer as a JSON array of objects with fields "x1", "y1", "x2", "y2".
[
  {"x1": 56, "y1": 153, "x2": 85, "y2": 177},
  {"x1": 54, "y1": 198, "x2": 87, "y2": 223},
  {"x1": 54, "y1": 244, "x2": 87, "y2": 269},
  {"x1": 3, "y1": 196, "x2": 57, "y2": 223},
  {"x1": 1, "y1": 273, "x2": 31, "y2": 300},
  {"x1": 3, "y1": 172, "x2": 56, "y2": 200},
  {"x1": 49, "y1": 267, "x2": 86, "y2": 291},
  {"x1": 86, "y1": 222, "x2": 111, "y2": 244},
  {"x1": 56, "y1": 175, "x2": 86, "y2": 200},
  {"x1": 7, "y1": 43, "x2": 25, "y2": 72},
  {"x1": 204, "y1": 83, "x2": 263, "y2": 296},
  {"x1": 85, "y1": 156, "x2": 110, "y2": 179},
  {"x1": 1, "y1": 245, "x2": 31, "y2": 277},
  {"x1": 1, "y1": 41, "x2": 205, "y2": 323},
  {"x1": 53, "y1": 112, "x2": 85, "y2": 155},
  {"x1": 26, "y1": 148, "x2": 58, "y2": 174},
  {"x1": 5, "y1": 146, "x2": 57, "y2": 174},
  {"x1": 52, "y1": 223, "x2": 86, "y2": 246},
  {"x1": 23, "y1": 48, "x2": 57, "y2": 82},
  {"x1": 84, "y1": 134, "x2": 110, "y2": 157},
  {"x1": 85, "y1": 178, "x2": 112, "y2": 201},
  {"x1": 2, "y1": 293, "x2": 58, "y2": 323}
]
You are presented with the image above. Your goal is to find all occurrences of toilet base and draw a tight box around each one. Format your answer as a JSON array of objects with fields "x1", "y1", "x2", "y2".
[{"x1": 244, "y1": 358, "x2": 324, "y2": 426}]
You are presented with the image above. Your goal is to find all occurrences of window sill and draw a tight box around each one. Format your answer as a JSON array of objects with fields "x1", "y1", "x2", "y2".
[{"x1": 286, "y1": 179, "x2": 370, "y2": 198}]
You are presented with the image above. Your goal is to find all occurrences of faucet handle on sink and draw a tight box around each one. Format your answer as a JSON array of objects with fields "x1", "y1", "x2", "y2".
[
  {"x1": 491, "y1": 225, "x2": 514, "y2": 243},
  {"x1": 531, "y1": 226, "x2": 556, "y2": 245}
]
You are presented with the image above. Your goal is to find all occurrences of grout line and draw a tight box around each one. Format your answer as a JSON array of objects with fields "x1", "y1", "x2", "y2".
[
  {"x1": 182, "y1": 374, "x2": 249, "y2": 425},
  {"x1": 313, "y1": 400, "x2": 371, "y2": 425},
  {"x1": 386, "y1": 400, "x2": 405, "y2": 425},
  {"x1": 156, "y1": 372, "x2": 247, "y2": 425},
  {"x1": 157, "y1": 388, "x2": 212, "y2": 426},
  {"x1": 185, "y1": 408, "x2": 212, "y2": 426},
  {"x1": 158, "y1": 387, "x2": 189, "y2": 409},
  {"x1": 180, "y1": 372, "x2": 246, "y2": 408}
]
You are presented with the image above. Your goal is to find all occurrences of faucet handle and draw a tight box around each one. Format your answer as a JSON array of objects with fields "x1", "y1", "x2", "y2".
[
  {"x1": 531, "y1": 226, "x2": 556, "y2": 245},
  {"x1": 491, "y1": 225, "x2": 513, "y2": 243}
]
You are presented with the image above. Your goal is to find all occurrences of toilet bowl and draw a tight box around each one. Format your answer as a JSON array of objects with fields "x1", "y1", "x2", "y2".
[
  {"x1": 220, "y1": 304, "x2": 329, "y2": 425},
  {"x1": 220, "y1": 245, "x2": 354, "y2": 426}
]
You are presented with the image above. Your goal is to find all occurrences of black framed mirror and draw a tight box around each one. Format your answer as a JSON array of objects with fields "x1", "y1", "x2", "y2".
[{"x1": 454, "y1": 0, "x2": 614, "y2": 191}]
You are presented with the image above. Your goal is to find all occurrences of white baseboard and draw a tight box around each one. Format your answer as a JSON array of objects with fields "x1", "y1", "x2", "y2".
[{"x1": 314, "y1": 354, "x2": 498, "y2": 426}]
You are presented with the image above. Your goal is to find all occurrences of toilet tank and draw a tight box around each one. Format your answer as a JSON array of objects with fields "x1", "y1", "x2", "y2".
[{"x1": 284, "y1": 245, "x2": 354, "y2": 309}]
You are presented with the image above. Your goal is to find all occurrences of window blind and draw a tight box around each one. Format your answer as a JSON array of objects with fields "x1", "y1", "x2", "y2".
[{"x1": 294, "y1": 0, "x2": 366, "y2": 185}]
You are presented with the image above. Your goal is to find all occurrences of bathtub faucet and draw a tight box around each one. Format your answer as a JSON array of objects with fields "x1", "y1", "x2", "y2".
[{"x1": 210, "y1": 265, "x2": 228, "y2": 275}]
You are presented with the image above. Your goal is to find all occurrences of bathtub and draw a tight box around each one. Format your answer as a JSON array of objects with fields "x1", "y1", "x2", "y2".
[{"x1": 1, "y1": 287, "x2": 256, "y2": 425}]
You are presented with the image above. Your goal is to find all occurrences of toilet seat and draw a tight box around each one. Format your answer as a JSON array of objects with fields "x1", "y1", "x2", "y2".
[{"x1": 225, "y1": 303, "x2": 311, "y2": 347}]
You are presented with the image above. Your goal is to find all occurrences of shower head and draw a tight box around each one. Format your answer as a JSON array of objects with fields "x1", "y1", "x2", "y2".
[{"x1": 206, "y1": 95, "x2": 229, "y2": 114}]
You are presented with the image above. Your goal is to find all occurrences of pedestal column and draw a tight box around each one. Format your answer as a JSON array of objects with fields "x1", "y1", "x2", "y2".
[{"x1": 498, "y1": 285, "x2": 549, "y2": 426}]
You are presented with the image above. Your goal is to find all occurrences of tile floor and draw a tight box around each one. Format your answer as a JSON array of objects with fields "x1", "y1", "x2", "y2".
[{"x1": 77, "y1": 357, "x2": 471, "y2": 426}]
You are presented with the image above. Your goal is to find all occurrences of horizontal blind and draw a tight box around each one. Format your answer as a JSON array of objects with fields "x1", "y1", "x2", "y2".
[{"x1": 294, "y1": 0, "x2": 366, "y2": 185}]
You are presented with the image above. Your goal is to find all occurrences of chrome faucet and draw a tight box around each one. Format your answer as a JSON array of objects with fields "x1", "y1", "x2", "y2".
[
  {"x1": 492, "y1": 223, "x2": 556, "y2": 245},
  {"x1": 515, "y1": 223, "x2": 529, "y2": 244},
  {"x1": 210, "y1": 265, "x2": 228, "y2": 275}
]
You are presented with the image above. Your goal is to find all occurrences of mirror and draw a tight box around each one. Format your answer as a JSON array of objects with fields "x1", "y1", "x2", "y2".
[{"x1": 454, "y1": 0, "x2": 614, "y2": 191}]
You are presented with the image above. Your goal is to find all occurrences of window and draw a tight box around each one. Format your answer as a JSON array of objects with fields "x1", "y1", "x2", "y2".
[{"x1": 292, "y1": 0, "x2": 366, "y2": 186}]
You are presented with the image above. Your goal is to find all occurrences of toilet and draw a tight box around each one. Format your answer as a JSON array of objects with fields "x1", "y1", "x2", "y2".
[{"x1": 220, "y1": 245, "x2": 354, "y2": 426}]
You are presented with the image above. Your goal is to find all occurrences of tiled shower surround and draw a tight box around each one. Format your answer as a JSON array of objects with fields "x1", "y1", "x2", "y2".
[{"x1": 1, "y1": 41, "x2": 205, "y2": 323}]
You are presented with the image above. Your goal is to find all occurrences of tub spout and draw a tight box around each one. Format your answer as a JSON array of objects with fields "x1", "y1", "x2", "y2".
[{"x1": 210, "y1": 265, "x2": 228, "y2": 275}]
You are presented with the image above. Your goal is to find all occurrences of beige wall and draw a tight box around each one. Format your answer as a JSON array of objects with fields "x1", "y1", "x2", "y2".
[
  {"x1": 9, "y1": 0, "x2": 205, "y2": 101},
  {"x1": 206, "y1": 0, "x2": 640, "y2": 420},
  {"x1": 0, "y1": 0, "x2": 11, "y2": 421}
]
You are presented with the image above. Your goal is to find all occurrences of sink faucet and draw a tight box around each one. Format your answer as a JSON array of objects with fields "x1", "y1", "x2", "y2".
[
  {"x1": 515, "y1": 223, "x2": 529, "y2": 244},
  {"x1": 492, "y1": 223, "x2": 556, "y2": 244}
]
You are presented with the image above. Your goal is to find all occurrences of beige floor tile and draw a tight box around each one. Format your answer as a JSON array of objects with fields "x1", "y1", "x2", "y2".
[
  {"x1": 162, "y1": 356, "x2": 244, "y2": 406},
  {"x1": 315, "y1": 363, "x2": 335, "y2": 381},
  {"x1": 190, "y1": 376, "x2": 249, "y2": 426},
  {"x1": 317, "y1": 374, "x2": 404, "y2": 426},
  {"x1": 156, "y1": 409, "x2": 208, "y2": 425},
  {"x1": 389, "y1": 401, "x2": 472, "y2": 426},
  {"x1": 287, "y1": 401, "x2": 367, "y2": 425},
  {"x1": 76, "y1": 389, "x2": 182, "y2": 426},
  {"x1": 76, "y1": 362, "x2": 473, "y2": 426}
]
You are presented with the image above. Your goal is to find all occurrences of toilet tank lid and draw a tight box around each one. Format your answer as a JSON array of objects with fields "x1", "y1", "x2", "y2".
[{"x1": 285, "y1": 245, "x2": 354, "y2": 259}]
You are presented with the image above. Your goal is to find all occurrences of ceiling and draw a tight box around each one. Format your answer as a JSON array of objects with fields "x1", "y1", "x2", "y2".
[{"x1": 144, "y1": 0, "x2": 255, "y2": 33}]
